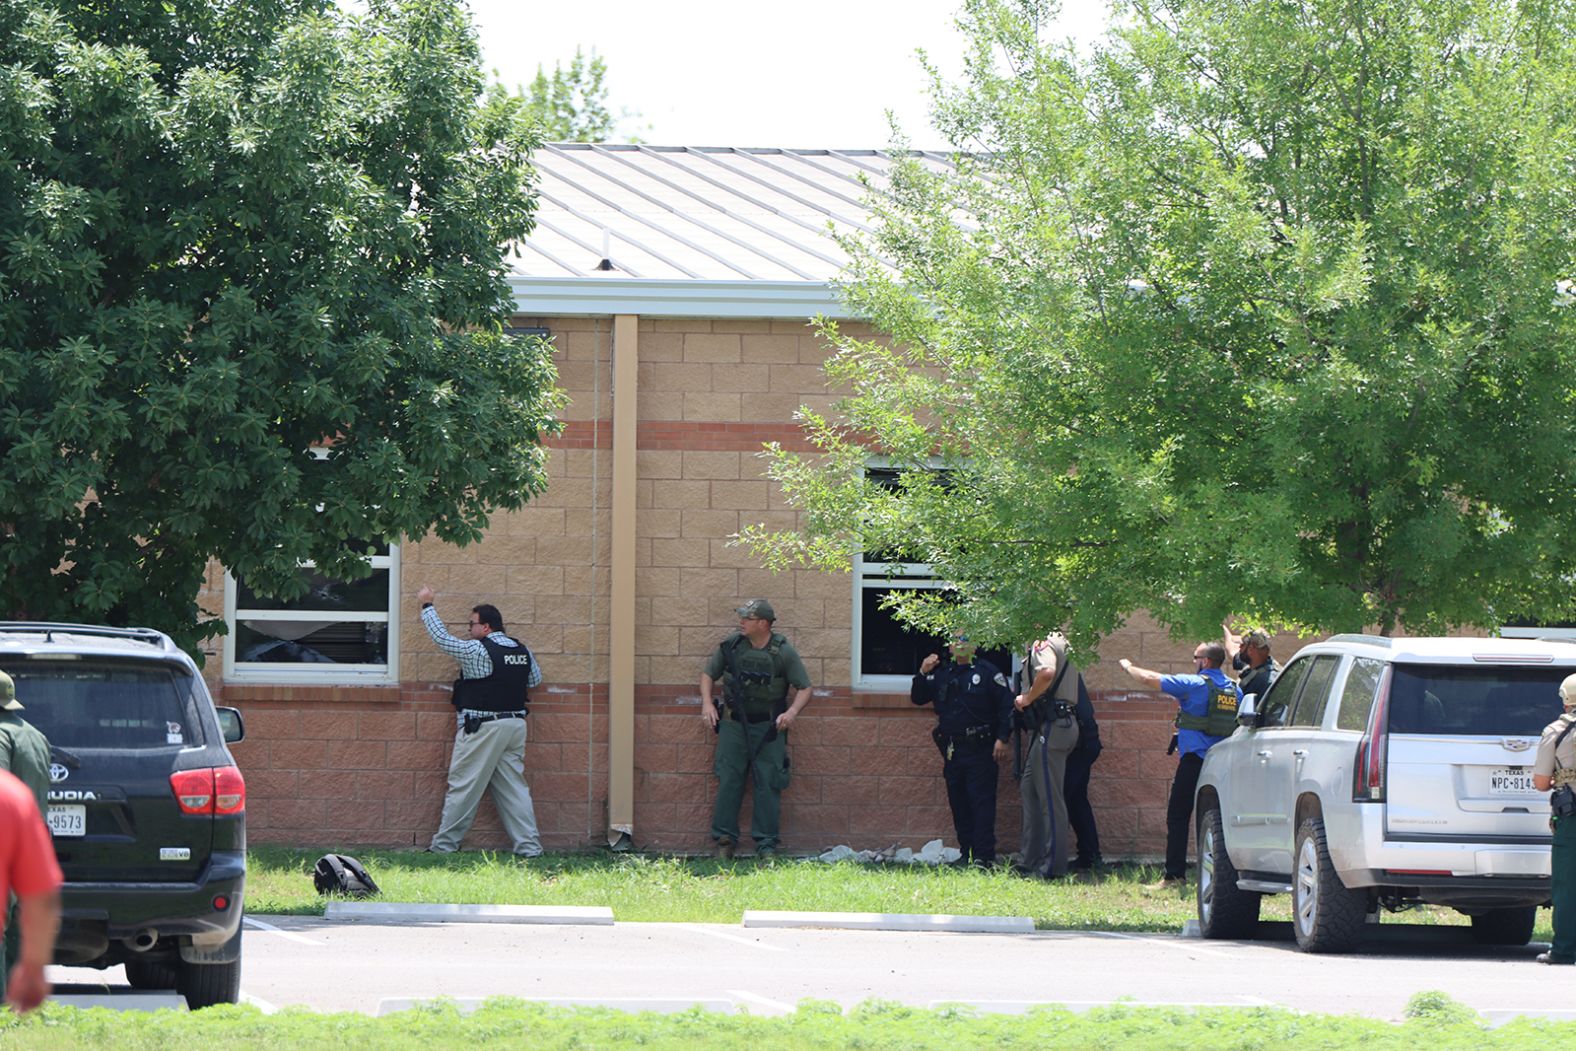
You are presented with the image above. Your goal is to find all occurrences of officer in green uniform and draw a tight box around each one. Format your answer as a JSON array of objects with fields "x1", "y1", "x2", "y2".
[
  {"x1": 699, "y1": 600, "x2": 812, "y2": 859},
  {"x1": 0, "y1": 670, "x2": 52, "y2": 1001},
  {"x1": 1532, "y1": 672, "x2": 1576, "y2": 964}
]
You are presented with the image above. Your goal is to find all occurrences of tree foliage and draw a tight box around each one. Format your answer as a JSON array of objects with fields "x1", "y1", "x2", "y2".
[
  {"x1": 744, "y1": 0, "x2": 1576, "y2": 652},
  {"x1": 0, "y1": 0, "x2": 564, "y2": 652},
  {"x1": 522, "y1": 46, "x2": 636, "y2": 143}
]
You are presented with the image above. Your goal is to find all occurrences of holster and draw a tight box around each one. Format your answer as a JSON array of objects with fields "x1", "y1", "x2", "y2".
[
  {"x1": 931, "y1": 725, "x2": 948, "y2": 760},
  {"x1": 1553, "y1": 785, "x2": 1576, "y2": 819}
]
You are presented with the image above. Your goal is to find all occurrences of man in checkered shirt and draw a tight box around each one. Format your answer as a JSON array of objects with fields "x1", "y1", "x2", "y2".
[{"x1": 418, "y1": 585, "x2": 543, "y2": 856}]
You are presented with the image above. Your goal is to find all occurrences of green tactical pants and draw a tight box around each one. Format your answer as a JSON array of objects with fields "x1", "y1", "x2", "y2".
[
  {"x1": 710, "y1": 718, "x2": 788, "y2": 850},
  {"x1": 1553, "y1": 815, "x2": 1576, "y2": 961}
]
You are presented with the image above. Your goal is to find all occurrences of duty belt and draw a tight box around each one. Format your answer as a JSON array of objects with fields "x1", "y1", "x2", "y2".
[
  {"x1": 939, "y1": 724, "x2": 996, "y2": 748},
  {"x1": 726, "y1": 707, "x2": 775, "y2": 724}
]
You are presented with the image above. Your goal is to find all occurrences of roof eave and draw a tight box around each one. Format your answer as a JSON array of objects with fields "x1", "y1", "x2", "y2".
[{"x1": 509, "y1": 276, "x2": 859, "y2": 320}]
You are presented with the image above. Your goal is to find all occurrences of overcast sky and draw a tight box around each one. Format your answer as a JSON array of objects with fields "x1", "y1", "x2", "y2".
[{"x1": 463, "y1": 0, "x2": 1110, "y2": 149}]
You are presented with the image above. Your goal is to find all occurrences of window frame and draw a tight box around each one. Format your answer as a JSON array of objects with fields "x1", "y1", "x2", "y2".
[
  {"x1": 222, "y1": 449, "x2": 402, "y2": 684},
  {"x1": 851, "y1": 456, "x2": 945, "y2": 691}
]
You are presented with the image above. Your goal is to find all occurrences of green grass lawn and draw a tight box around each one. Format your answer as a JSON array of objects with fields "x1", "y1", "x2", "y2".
[
  {"x1": 246, "y1": 846, "x2": 1547, "y2": 938},
  {"x1": 1, "y1": 994, "x2": 1569, "y2": 1049}
]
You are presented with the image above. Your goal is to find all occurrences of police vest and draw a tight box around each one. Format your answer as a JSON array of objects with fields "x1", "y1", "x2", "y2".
[
  {"x1": 1175, "y1": 676, "x2": 1239, "y2": 738},
  {"x1": 723, "y1": 633, "x2": 790, "y2": 720},
  {"x1": 451, "y1": 636, "x2": 533, "y2": 713}
]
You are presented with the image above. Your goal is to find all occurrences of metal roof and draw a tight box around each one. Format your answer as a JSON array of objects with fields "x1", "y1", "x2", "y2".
[{"x1": 509, "y1": 145, "x2": 958, "y2": 318}]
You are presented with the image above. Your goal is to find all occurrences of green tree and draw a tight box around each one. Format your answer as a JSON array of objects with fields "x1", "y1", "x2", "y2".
[
  {"x1": 522, "y1": 47, "x2": 637, "y2": 142},
  {"x1": 744, "y1": 0, "x2": 1576, "y2": 652},
  {"x1": 0, "y1": 0, "x2": 564, "y2": 653}
]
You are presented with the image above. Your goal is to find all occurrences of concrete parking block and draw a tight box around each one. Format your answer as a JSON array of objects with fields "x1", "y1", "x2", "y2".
[
  {"x1": 378, "y1": 996, "x2": 737, "y2": 1016},
  {"x1": 325, "y1": 902, "x2": 614, "y2": 925},
  {"x1": 54, "y1": 992, "x2": 185, "y2": 1012},
  {"x1": 742, "y1": 910, "x2": 1033, "y2": 933}
]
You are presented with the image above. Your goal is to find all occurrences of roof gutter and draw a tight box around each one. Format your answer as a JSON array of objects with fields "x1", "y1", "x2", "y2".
[{"x1": 508, "y1": 276, "x2": 859, "y2": 320}]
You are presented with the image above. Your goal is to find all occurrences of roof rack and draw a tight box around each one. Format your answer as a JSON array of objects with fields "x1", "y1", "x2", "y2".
[
  {"x1": 0, "y1": 622, "x2": 173, "y2": 652},
  {"x1": 1325, "y1": 633, "x2": 1395, "y2": 648}
]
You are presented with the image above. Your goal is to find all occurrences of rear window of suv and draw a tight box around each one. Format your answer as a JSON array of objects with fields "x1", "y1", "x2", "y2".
[
  {"x1": 2, "y1": 660, "x2": 207, "y2": 749},
  {"x1": 1387, "y1": 665, "x2": 1568, "y2": 736}
]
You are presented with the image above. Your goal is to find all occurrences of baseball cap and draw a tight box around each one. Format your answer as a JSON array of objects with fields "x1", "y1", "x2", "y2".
[
  {"x1": 1243, "y1": 629, "x2": 1271, "y2": 649},
  {"x1": 1561, "y1": 673, "x2": 1576, "y2": 707},
  {"x1": 736, "y1": 599, "x2": 776, "y2": 621},
  {"x1": 0, "y1": 670, "x2": 22, "y2": 711}
]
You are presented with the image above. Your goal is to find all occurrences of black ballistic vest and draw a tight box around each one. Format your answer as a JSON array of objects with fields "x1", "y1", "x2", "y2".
[{"x1": 451, "y1": 635, "x2": 533, "y2": 713}]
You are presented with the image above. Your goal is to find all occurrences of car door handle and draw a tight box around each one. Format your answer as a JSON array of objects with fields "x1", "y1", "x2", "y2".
[
  {"x1": 1293, "y1": 749, "x2": 1309, "y2": 757},
  {"x1": 1256, "y1": 750, "x2": 1272, "y2": 760}
]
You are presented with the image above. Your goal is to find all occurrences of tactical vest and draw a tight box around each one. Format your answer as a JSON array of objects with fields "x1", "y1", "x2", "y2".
[
  {"x1": 1175, "y1": 676, "x2": 1239, "y2": 738},
  {"x1": 724, "y1": 633, "x2": 789, "y2": 720},
  {"x1": 1552, "y1": 715, "x2": 1576, "y2": 787},
  {"x1": 451, "y1": 636, "x2": 533, "y2": 713}
]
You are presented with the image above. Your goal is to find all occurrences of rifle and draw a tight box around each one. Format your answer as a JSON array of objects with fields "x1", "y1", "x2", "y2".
[{"x1": 1014, "y1": 647, "x2": 1070, "y2": 777}]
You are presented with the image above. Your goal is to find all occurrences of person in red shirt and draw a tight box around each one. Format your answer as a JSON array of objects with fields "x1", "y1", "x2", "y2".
[{"x1": 0, "y1": 769, "x2": 61, "y2": 1013}]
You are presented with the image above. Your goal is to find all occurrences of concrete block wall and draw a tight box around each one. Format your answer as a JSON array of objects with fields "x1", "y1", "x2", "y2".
[{"x1": 205, "y1": 314, "x2": 1252, "y2": 860}]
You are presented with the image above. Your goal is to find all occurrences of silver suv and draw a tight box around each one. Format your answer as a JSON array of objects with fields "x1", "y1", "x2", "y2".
[{"x1": 1194, "y1": 634, "x2": 1576, "y2": 952}]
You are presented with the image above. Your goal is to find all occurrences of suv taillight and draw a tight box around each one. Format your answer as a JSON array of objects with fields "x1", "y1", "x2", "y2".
[
  {"x1": 171, "y1": 766, "x2": 247, "y2": 815},
  {"x1": 1352, "y1": 666, "x2": 1392, "y2": 803}
]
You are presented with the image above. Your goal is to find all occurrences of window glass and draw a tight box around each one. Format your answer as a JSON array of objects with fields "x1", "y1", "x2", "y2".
[
  {"x1": 1258, "y1": 657, "x2": 1312, "y2": 727},
  {"x1": 1289, "y1": 656, "x2": 1339, "y2": 728},
  {"x1": 1387, "y1": 665, "x2": 1567, "y2": 736},
  {"x1": 3, "y1": 661, "x2": 205, "y2": 750},
  {"x1": 858, "y1": 587, "x2": 1010, "y2": 679},
  {"x1": 1335, "y1": 658, "x2": 1385, "y2": 731},
  {"x1": 226, "y1": 448, "x2": 401, "y2": 681}
]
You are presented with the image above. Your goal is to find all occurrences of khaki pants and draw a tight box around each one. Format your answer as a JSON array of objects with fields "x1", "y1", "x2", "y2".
[
  {"x1": 430, "y1": 716, "x2": 541, "y2": 855},
  {"x1": 1017, "y1": 716, "x2": 1079, "y2": 877}
]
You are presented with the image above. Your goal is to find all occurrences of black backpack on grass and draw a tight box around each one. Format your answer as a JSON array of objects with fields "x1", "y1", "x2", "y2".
[{"x1": 313, "y1": 853, "x2": 380, "y2": 898}]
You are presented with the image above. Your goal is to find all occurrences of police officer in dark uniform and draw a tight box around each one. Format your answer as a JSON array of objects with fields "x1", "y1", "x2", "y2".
[
  {"x1": 912, "y1": 634, "x2": 1014, "y2": 866},
  {"x1": 1532, "y1": 673, "x2": 1576, "y2": 964},
  {"x1": 1224, "y1": 624, "x2": 1279, "y2": 706}
]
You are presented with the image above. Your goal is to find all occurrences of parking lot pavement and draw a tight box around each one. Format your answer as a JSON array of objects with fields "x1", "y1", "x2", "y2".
[{"x1": 44, "y1": 917, "x2": 1568, "y2": 1024}]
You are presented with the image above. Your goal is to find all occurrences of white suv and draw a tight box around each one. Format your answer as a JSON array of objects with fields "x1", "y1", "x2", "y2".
[{"x1": 1194, "y1": 634, "x2": 1576, "y2": 952}]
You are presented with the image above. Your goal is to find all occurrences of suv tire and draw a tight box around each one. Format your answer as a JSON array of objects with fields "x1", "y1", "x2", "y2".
[
  {"x1": 1197, "y1": 805, "x2": 1261, "y2": 939},
  {"x1": 1292, "y1": 814, "x2": 1368, "y2": 953},
  {"x1": 176, "y1": 929, "x2": 242, "y2": 1009},
  {"x1": 123, "y1": 958, "x2": 179, "y2": 990},
  {"x1": 1468, "y1": 906, "x2": 1537, "y2": 946}
]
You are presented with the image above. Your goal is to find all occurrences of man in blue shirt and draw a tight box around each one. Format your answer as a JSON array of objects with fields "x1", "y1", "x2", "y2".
[{"x1": 1119, "y1": 642, "x2": 1240, "y2": 891}]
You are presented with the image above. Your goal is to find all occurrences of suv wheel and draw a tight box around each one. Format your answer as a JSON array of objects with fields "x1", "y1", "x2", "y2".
[
  {"x1": 176, "y1": 929, "x2": 242, "y2": 1009},
  {"x1": 1468, "y1": 906, "x2": 1537, "y2": 946},
  {"x1": 123, "y1": 958, "x2": 179, "y2": 990},
  {"x1": 1292, "y1": 814, "x2": 1368, "y2": 953},
  {"x1": 1196, "y1": 804, "x2": 1261, "y2": 939}
]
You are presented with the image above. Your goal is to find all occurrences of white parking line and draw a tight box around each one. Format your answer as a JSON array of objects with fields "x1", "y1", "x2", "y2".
[
  {"x1": 727, "y1": 989, "x2": 795, "y2": 1013},
  {"x1": 244, "y1": 917, "x2": 326, "y2": 946},
  {"x1": 1090, "y1": 930, "x2": 1241, "y2": 959},
  {"x1": 689, "y1": 926, "x2": 788, "y2": 952}
]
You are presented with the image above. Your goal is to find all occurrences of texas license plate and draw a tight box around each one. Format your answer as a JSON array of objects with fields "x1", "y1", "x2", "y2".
[
  {"x1": 46, "y1": 804, "x2": 85, "y2": 837},
  {"x1": 1489, "y1": 767, "x2": 1536, "y2": 795}
]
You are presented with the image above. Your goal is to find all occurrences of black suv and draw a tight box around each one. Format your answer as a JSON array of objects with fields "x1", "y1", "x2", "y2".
[{"x1": 0, "y1": 623, "x2": 246, "y2": 1008}]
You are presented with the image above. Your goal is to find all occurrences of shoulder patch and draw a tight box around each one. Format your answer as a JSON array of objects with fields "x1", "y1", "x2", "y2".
[{"x1": 993, "y1": 672, "x2": 1008, "y2": 688}]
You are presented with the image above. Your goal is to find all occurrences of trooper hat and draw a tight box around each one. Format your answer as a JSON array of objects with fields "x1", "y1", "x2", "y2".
[
  {"x1": 0, "y1": 670, "x2": 22, "y2": 711},
  {"x1": 1561, "y1": 673, "x2": 1576, "y2": 708},
  {"x1": 735, "y1": 599, "x2": 776, "y2": 622}
]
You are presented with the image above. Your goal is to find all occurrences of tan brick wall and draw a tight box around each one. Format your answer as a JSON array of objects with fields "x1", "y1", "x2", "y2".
[{"x1": 211, "y1": 314, "x2": 1234, "y2": 860}]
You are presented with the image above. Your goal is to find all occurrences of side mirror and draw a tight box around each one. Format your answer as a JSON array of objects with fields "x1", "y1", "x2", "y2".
[
  {"x1": 216, "y1": 706, "x2": 245, "y2": 744},
  {"x1": 1237, "y1": 693, "x2": 1259, "y2": 727}
]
